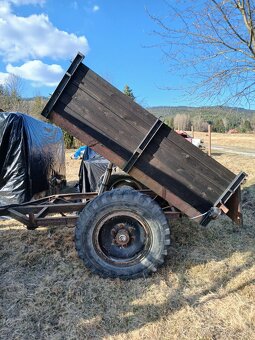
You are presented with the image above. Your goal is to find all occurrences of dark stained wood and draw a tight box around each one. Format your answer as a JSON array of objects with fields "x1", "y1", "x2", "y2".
[
  {"x1": 69, "y1": 66, "x2": 234, "y2": 185},
  {"x1": 76, "y1": 65, "x2": 155, "y2": 128},
  {"x1": 226, "y1": 187, "x2": 242, "y2": 225},
  {"x1": 135, "y1": 126, "x2": 234, "y2": 193},
  {"x1": 51, "y1": 109, "x2": 203, "y2": 219},
  {"x1": 53, "y1": 103, "x2": 132, "y2": 161},
  {"x1": 60, "y1": 82, "x2": 144, "y2": 152},
  {"x1": 164, "y1": 128, "x2": 234, "y2": 182},
  {"x1": 60, "y1": 84, "x2": 231, "y2": 200},
  {"x1": 44, "y1": 60, "x2": 240, "y2": 221}
]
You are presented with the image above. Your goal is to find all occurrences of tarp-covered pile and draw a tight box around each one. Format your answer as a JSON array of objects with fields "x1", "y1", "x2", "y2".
[
  {"x1": 0, "y1": 112, "x2": 66, "y2": 205},
  {"x1": 78, "y1": 147, "x2": 109, "y2": 192}
]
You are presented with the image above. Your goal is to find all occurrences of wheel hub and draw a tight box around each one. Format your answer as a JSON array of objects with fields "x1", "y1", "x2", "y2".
[
  {"x1": 111, "y1": 223, "x2": 135, "y2": 247},
  {"x1": 115, "y1": 229, "x2": 130, "y2": 246},
  {"x1": 96, "y1": 213, "x2": 148, "y2": 261}
]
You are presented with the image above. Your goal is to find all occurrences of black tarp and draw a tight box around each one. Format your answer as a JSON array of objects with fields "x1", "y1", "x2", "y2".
[
  {"x1": 0, "y1": 112, "x2": 66, "y2": 205},
  {"x1": 78, "y1": 152, "x2": 109, "y2": 192}
]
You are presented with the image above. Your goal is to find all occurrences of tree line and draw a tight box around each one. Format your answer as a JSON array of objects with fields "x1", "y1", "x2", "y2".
[
  {"x1": 1, "y1": 76, "x2": 254, "y2": 137},
  {"x1": 164, "y1": 112, "x2": 255, "y2": 133}
]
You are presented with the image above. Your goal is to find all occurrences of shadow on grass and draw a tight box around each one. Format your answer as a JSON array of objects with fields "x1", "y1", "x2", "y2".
[
  {"x1": 0, "y1": 185, "x2": 254, "y2": 338},
  {"x1": 211, "y1": 152, "x2": 224, "y2": 156},
  {"x1": 74, "y1": 184, "x2": 255, "y2": 337}
]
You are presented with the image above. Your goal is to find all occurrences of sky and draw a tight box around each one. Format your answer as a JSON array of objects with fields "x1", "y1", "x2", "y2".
[{"x1": 0, "y1": 0, "x2": 192, "y2": 107}]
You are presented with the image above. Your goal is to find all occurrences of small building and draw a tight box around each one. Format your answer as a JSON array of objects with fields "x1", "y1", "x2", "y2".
[{"x1": 227, "y1": 129, "x2": 238, "y2": 134}]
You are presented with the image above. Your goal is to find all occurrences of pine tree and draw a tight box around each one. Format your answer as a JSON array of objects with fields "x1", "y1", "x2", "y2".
[{"x1": 123, "y1": 85, "x2": 135, "y2": 100}]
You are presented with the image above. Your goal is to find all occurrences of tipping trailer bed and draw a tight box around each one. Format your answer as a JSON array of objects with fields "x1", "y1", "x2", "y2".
[
  {"x1": 42, "y1": 52, "x2": 245, "y2": 226},
  {"x1": 0, "y1": 52, "x2": 246, "y2": 279}
]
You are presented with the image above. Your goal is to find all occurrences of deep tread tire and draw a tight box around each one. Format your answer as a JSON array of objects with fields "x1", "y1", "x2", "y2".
[{"x1": 75, "y1": 188, "x2": 170, "y2": 279}]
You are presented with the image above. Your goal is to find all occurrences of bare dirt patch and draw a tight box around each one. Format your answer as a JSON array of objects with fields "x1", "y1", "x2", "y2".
[{"x1": 0, "y1": 141, "x2": 255, "y2": 339}]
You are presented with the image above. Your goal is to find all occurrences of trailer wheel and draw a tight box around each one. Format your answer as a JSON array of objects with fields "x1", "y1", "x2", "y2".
[{"x1": 75, "y1": 189, "x2": 170, "y2": 279}]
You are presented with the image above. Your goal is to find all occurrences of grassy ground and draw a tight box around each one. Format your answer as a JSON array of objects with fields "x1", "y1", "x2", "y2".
[
  {"x1": 0, "y1": 137, "x2": 255, "y2": 340},
  {"x1": 193, "y1": 131, "x2": 255, "y2": 149}
]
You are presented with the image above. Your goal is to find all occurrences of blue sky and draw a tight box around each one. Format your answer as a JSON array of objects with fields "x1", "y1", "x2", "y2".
[{"x1": 0, "y1": 0, "x2": 190, "y2": 107}]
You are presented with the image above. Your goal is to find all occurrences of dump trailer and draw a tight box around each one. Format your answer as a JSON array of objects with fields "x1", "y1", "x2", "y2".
[{"x1": 0, "y1": 52, "x2": 246, "y2": 279}]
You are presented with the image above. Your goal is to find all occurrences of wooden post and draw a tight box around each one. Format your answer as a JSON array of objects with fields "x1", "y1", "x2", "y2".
[
  {"x1": 208, "y1": 124, "x2": 212, "y2": 156},
  {"x1": 191, "y1": 125, "x2": 194, "y2": 138}
]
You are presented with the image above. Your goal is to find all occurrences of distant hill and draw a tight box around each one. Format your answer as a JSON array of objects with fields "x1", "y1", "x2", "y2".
[
  {"x1": 147, "y1": 106, "x2": 254, "y2": 119},
  {"x1": 23, "y1": 96, "x2": 48, "y2": 102}
]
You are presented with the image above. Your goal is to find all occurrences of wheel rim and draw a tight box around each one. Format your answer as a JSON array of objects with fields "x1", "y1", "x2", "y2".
[
  {"x1": 93, "y1": 211, "x2": 152, "y2": 267},
  {"x1": 109, "y1": 179, "x2": 142, "y2": 190}
]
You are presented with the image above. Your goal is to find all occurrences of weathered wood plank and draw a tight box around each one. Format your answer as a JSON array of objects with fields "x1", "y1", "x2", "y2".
[
  {"x1": 140, "y1": 126, "x2": 233, "y2": 191},
  {"x1": 71, "y1": 65, "x2": 234, "y2": 185},
  {"x1": 44, "y1": 60, "x2": 240, "y2": 220},
  {"x1": 132, "y1": 132, "x2": 228, "y2": 205},
  {"x1": 165, "y1": 129, "x2": 234, "y2": 181},
  {"x1": 49, "y1": 108, "x2": 203, "y2": 218},
  {"x1": 76, "y1": 65, "x2": 155, "y2": 127},
  {"x1": 71, "y1": 76, "x2": 150, "y2": 135},
  {"x1": 60, "y1": 82, "x2": 144, "y2": 151},
  {"x1": 54, "y1": 101, "x2": 132, "y2": 161},
  {"x1": 61, "y1": 87, "x2": 227, "y2": 198},
  {"x1": 58, "y1": 77, "x2": 232, "y2": 203}
]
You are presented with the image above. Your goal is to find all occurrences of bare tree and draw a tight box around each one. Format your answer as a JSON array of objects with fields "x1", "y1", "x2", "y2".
[
  {"x1": 150, "y1": 0, "x2": 255, "y2": 106},
  {"x1": 192, "y1": 114, "x2": 209, "y2": 132},
  {"x1": 0, "y1": 74, "x2": 28, "y2": 112},
  {"x1": 250, "y1": 114, "x2": 255, "y2": 129},
  {"x1": 174, "y1": 113, "x2": 191, "y2": 130},
  {"x1": 29, "y1": 95, "x2": 47, "y2": 120}
]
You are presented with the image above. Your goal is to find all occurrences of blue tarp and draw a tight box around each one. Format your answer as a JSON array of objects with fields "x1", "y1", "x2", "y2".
[{"x1": 72, "y1": 145, "x2": 97, "y2": 160}]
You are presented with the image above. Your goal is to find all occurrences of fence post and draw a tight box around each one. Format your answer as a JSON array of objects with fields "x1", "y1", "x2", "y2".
[
  {"x1": 208, "y1": 124, "x2": 212, "y2": 156},
  {"x1": 191, "y1": 125, "x2": 194, "y2": 138}
]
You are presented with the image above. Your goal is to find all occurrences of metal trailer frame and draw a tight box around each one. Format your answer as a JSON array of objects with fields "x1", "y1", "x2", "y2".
[
  {"x1": 0, "y1": 158, "x2": 182, "y2": 230},
  {"x1": 0, "y1": 190, "x2": 182, "y2": 230},
  {"x1": 0, "y1": 175, "x2": 245, "y2": 230}
]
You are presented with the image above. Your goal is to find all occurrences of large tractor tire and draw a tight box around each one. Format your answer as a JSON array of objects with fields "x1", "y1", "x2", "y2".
[{"x1": 75, "y1": 188, "x2": 170, "y2": 279}]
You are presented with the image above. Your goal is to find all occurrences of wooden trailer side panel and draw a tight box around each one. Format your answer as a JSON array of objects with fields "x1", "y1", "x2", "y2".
[{"x1": 42, "y1": 55, "x2": 239, "y2": 223}]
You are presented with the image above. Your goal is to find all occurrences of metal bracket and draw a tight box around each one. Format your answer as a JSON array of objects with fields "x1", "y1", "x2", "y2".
[
  {"x1": 123, "y1": 118, "x2": 164, "y2": 173},
  {"x1": 41, "y1": 52, "x2": 84, "y2": 118},
  {"x1": 200, "y1": 171, "x2": 246, "y2": 226},
  {"x1": 214, "y1": 171, "x2": 246, "y2": 208},
  {"x1": 98, "y1": 162, "x2": 113, "y2": 194}
]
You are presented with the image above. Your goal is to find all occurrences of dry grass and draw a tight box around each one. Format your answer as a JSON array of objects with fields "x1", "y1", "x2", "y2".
[
  {"x1": 193, "y1": 131, "x2": 255, "y2": 149},
  {"x1": 0, "y1": 138, "x2": 255, "y2": 339}
]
